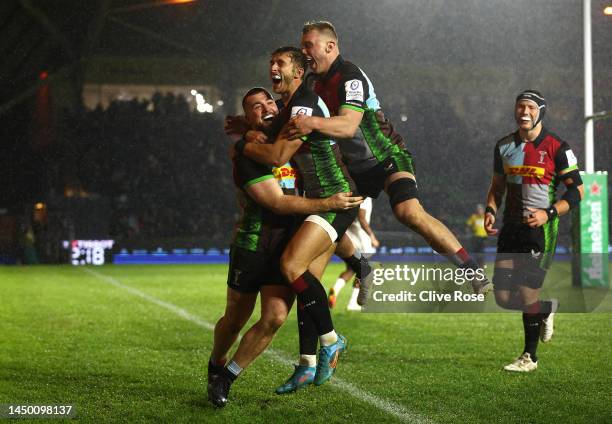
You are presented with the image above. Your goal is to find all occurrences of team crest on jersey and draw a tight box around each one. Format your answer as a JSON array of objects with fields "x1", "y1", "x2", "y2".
[
  {"x1": 345, "y1": 79, "x2": 363, "y2": 102},
  {"x1": 538, "y1": 151, "x2": 547, "y2": 164},
  {"x1": 291, "y1": 106, "x2": 313, "y2": 117}
]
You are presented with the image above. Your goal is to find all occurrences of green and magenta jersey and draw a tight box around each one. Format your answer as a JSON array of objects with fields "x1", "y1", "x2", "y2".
[
  {"x1": 266, "y1": 82, "x2": 355, "y2": 199},
  {"x1": 311, "y1": 55, "x2": 407, "y2": 174},
  {"x1": 494, "y1": 127, "x2": 579, "y2": 224},
  {"x1": 231, "y1": 154, "x2": 295, "y2": 252}
]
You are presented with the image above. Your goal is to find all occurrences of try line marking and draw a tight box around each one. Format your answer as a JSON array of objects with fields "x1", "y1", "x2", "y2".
[{"x1": 83, "y1": 268, "x2": 434, "y2": 424}]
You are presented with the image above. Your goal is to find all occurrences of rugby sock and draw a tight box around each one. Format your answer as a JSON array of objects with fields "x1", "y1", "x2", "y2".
[
  {"x1": 291, "y1": 271, "x2": 334, "y2": 335},
  {"x1": 332, "y1": 278, "x2": 346, "y2": 294},
  {"x1": 342, "y1": 251, "x2": 372, "y2": 279},
  {"x1": 522, "y1": 312, "x2": 541, "y2": 362},
  {"x1": 297, "y1": 302, "x2": 318, "y2": 357},
  {"x1": 447, "y1": 247, "x2": 479, "y2": 270},
  {"x1": 223, "y1": 361, "x2": 243, "y2": 382},
  {"x1": 319, "y1": 330, "x2": 338, "y2": 347},
  {"x1": 299, "y1": 354, "x2": 317, "y2": 367},
  {"x1": 347, "y1": 287, "x2": 360, "y2": 307},
  {"x1": 524, "y1": 300, "x2": 553, "y2": 318}
]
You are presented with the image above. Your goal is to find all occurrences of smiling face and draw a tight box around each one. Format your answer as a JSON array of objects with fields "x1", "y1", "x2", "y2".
[
  {"x1": 243, "y1": 91, "x2": 278, "y2": 130},
  {"x1": 269, "y1": 52, "x2": 303, "y2": 96},
  {"x1": 300, "y1": 29, "x2": 334, "y2": 75},
  {"x1": 515, "y1": 99, "x2": 542, "y2": 131}
]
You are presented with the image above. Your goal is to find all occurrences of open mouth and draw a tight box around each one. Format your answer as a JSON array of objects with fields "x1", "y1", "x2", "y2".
[
  {"x1": 271, "y1": 74, "x2": 282, "y2": 88},
  {"x1": 263, "y1": 113, "x2": 274, "y2": 122}
]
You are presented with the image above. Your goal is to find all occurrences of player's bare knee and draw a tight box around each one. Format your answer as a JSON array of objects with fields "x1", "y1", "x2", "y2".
[
  {"x1": 280, "y1": 253, "x2": 305, "y2": 282},
  {"x1": 396, "y1": 206, "x2": 424, "y2": 230},
  {"x1": 262, "y1": 313, "x2": 286, "y2": 334},
  {"x1": 494, "y1": 291, "x2": 512, "y2": 309}
]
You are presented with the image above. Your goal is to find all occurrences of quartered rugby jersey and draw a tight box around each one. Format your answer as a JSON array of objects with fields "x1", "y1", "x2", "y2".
[
  {"x1": 311, "y1": 55, "x2": 406, "y2": 173},
  {"x1": 231, "y1": 154, "x2": 294, "y2": 253},
  {"x1": 493, "y1": 127, "x2": 579, "y2": 224},
  {"x1": 267, "y1": 82, "x2": 355, "y2": 198}
]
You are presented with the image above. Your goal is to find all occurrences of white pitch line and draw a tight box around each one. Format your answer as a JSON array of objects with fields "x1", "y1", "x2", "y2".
[{"x1": 83, "y1": 268, "x2": 433, "y2": 424}]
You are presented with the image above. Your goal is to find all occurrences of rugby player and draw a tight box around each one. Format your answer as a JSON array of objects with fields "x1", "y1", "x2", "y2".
[
  {"x1": 235, "y1": 46, "x2": 359, "y2": 389},
  {"x1": 208, "y1": 87, "x2": 362, "y2": 407},
  {"x1": 485, "y1": 90, "x2": 583, "y2": 372},
  {"x1": 328, "y1": 196, "x2": 379, "y2": 311},
  {"x1": 289, "y1": 21, "x2": 491, "y2": 296}
]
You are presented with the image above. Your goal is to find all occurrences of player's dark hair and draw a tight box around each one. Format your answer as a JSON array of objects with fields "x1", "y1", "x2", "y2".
[
  {"x1": 241, "y1": 87, "x2": 273, "y2": 110},
  {"x1": 302, "y1": 20, "x2": 338, "y2": 41},
  {"x1": 271, "y1": 46, "x2": 308, "y2": 77}
]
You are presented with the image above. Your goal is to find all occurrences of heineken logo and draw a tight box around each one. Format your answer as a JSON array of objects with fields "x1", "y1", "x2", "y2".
[
  {"x1": 590, "y1": 182, "x2": 601, "y2": 196},
  {"x1": 588, "y1": 200, "x2": 603, "y2": 252}
]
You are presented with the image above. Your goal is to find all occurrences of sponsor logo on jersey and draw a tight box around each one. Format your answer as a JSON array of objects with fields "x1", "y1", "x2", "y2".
[
  {"x1": 272, "y1": 165, "x2": 297, "y2": 180},
  {"x1": 291, "y1": 106, "x2": 313, "y2": 117},
  {"x1": 345, "y1": 79, "x2": 364, "y2": 102},
  {"x1": 506, "y1": 165, "x2": 545, "y2": 178}
]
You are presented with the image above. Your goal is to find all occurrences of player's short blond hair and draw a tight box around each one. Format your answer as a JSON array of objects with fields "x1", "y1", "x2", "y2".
[{"x1": 302, "y1": 21, "x2": 338, "y2": 42}]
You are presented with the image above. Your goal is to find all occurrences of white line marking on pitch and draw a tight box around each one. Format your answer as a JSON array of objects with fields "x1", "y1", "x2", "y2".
[{"x1": 83, "y1": 268, "x2": 434, "y2": 424}]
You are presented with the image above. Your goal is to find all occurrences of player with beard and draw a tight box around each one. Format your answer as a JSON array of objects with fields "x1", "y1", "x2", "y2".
[
  {"x1": 234, "y1": 46, "x2": 360, "y2": 390},
  {"x1": 289, "y1": 21, "x2": 491, "y2": 296},
  {"x1": 208, "y1": 87, "x2": 362, "y2": 407}
]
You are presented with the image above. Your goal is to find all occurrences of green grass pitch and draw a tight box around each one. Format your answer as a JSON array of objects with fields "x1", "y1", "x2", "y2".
[{"x1": 0, "y1": 264, "x2": 610, "y2": 423}]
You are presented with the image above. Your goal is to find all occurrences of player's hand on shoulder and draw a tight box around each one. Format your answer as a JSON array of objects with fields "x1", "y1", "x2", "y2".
[
  {"x1": 245, "y1": 130, "x2": 268, "y2": 144},
  {"x1": 526, "y1": 207, "x2": 548, "y2": 228},
  {"x1": 327, "y1": 192, "x2": 364, "y2": 211}
]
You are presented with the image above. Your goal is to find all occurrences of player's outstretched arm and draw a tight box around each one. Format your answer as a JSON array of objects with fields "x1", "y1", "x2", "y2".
[
  {"x1": 288, "y1": 107, "x2": 363, "y2": 140},
  {"x1": 246, "y1": 178, "x2": 363, "y2": 215}
]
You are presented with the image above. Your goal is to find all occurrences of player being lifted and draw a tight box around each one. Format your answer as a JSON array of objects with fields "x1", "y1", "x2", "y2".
[
  {"x1": 235, "y1": 46, "x2": 361, "y2": 388},
  {"x1": 208, "y1": 87, "x2": 362, "y2": 407},
  {"x1": 328, "y1": 196, "x2": 379, "y2": 311},
  {"x1": 485, "y1": 90, "x2": 583, "y2": 372},
  {"x1": 288, "y1": 21, "x2": 491, "y2": 295}
]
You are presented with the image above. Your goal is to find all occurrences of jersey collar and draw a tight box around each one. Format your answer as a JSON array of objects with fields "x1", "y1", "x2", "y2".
[
  {"x1": 318, "y1": 55, "x2": 344, "y2": 83},
  {"x1": 513, "y1": 126, "x2": 548, "y2": 148}
]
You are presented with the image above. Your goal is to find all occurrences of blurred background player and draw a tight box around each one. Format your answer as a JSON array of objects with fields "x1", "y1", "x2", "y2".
[
  {"x1": 328, "y1": 196, "x2": 379, "y2": 311},
  {"x1": 465, "y1": 204, "x2": 487, "y2": 268},
  {"x1": 485, "y1": 90, "x2": 583, "y2": 372}
]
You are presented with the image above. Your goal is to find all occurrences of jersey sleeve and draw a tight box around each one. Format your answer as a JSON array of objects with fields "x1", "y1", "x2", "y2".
[
  {"x1": 493, "y1": 144, "x2": 504, "y2": 175},
  {"x1": 234, "y1": 153, "x2": 275, "y2": 189},
  {"x1": 554, "y1": 141, "x2": 579, "y2": 175},
  {"x1": 338, "y1": 68, "x2": 368, "y2": 112},
  {"x1": 290, "y1": 92, "x2": 323, "y2": 142}
]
